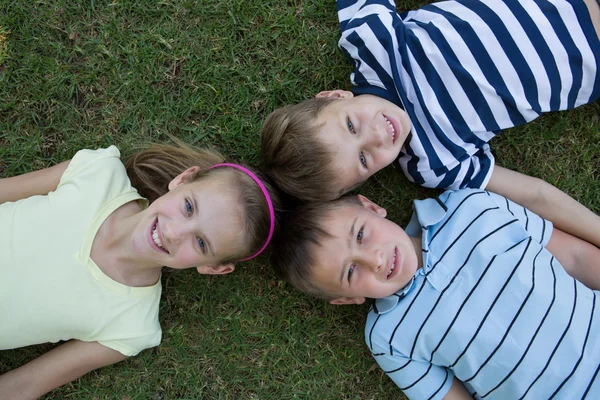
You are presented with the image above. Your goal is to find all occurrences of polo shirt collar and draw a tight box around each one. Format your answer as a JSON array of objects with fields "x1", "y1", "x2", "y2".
[{"x1": 373, "y1": 196, "x2": 448, "y2": 314}]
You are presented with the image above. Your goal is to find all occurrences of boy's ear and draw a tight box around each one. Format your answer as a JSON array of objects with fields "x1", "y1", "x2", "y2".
[
  {"x1": 315, "y1": 90, "x2": 354, "y2": 99},
  {"x1": 196, "y1": 263, "x2": 235, "y2": 275},
  {"x1": 168, "y1": 166, "x2": 202, "y2": 191},
  {"x1": 356, "y1": 194, "x2": 387, "y2": 218},
  {"x1": 330, "y1": 296, "x2": 366, "y2": 305}
]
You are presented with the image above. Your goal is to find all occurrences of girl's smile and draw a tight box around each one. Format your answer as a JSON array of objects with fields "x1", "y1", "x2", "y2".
[
  {"x1": 131, "y1": 172, "x2": 247, "y2": 270},
  {"x1": 149, "y1": 218, "x2": 168, "y2": 254}
]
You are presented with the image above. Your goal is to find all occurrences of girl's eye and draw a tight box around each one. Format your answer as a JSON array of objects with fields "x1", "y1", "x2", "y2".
[
  {"x1": 347, "y1": 117, "x2": 356, "y2": 134},
  {"x1": 348, "y1": 264, "x2": 355, "y2": 282},
  {"x1": 357, "y1": 227, "x2": 364, "y2": 244},
  {"x1": 185, "y1": 199, "x2": 193, "y2": 216},
  {"x1": 196, "y1": 237, "x2": 205, "y2": 251},
  {"x1": 359, "y1": 152, "x2": 367, "y2": 168}
]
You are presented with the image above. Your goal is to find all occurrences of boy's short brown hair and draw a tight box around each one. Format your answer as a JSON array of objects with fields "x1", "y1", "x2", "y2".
[
  {"x1": 271, "y1": 195, "x2": 361, "y2": 300},
  {"x1": 260, "y1": 97, "x2": 341, "y2": 202}
]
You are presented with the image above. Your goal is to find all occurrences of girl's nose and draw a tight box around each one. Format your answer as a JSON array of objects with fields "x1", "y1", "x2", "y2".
[{"x1": 164, "y1": 221, "x2": 191, "y2": 245}]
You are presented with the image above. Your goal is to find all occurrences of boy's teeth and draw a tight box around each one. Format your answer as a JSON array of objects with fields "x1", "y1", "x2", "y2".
[
  {"x1": 387, "y1": 249, "x2": 397, "y2": 277},
  {"x1": 384, "y1": 116, "x2": 396, "y2": 138},
  {"x1": 152, "y1": 224, "x2": 165, "y2": 250}
]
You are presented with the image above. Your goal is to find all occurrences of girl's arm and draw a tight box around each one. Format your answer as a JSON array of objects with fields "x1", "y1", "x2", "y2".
[
  {"x1": 546, "y1": 227, "x2": 600, "y2": 290},
  {"x1": 0, "y1": 340, "x2": 126, "y2": 399},
  {"x1": 0, "y1": 160, "x2": 70, "y2": 204},
  {"x1": 443, "y1": 378, "x2": 473, "y2": 400},
  {"x1": 486, "y1": 166, "x2": 600, "y2": 248}
]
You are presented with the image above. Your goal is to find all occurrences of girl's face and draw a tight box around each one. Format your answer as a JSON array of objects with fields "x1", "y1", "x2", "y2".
[{"x1": 133, "y1": 170, "x2": 246, "y2": 271}]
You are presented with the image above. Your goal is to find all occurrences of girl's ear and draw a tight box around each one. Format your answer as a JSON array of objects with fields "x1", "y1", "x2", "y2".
[
  {"x1": 168, "y1": 166, "x2": 202, "y2": 191},
  {"x1": 329, "y1": 296, "x2": 366, "y2": 305},
  {"x1": 315, "y1": 90, "x2": 354, "y2": 99},
  {"x1": 196, "y1": 263, "x2": 235, "y2": 275},
  {"x1": 356, "y1": 194, "x2": 387, "y2": 218}
]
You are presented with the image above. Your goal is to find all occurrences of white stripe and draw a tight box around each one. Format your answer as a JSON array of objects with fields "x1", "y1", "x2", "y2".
[
  {"x1": 406, "y1": 47, "x2": 482, "y2": 161},
  {"x1": 482, "y1": 0, "x2": 553, "y2": 111},
  {"x1": 340, "y1": 33, "x2": 387, "y2": 91},
  {"x1": 522, "y1": 0, "x2": 573, "y2": 109},
  {"x1": 408, "y1": 17, "x2": 489, "y2": 134},
  {"x1": 338, "y1": 0, "x2": 368, "y2": 25},
  {"x1": 408, "y1": 7, "x2": 514, "y2": 130},
  {"x1": 547, "y1": 0, "x2": 597, "y2": 105},
  {"x1": 436, "y1": 2, "x2": 539, "y2": 122}
]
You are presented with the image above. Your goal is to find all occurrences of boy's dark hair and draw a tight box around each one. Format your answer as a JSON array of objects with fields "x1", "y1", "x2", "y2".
[
  {"x1": 271, "y1": 195, "x2": 362, "y2": 300},
  {"x1": 260, "y1": 97, "x2": 342, "y2": 202}
]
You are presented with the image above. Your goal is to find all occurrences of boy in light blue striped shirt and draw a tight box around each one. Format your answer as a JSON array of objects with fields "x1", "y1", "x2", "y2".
[
  {"x1": 261, "y1": 0, "x2": 600, "y2": 249},
  {"x1": 271, "y1": 188, "x2": 600, "y2": 399}
]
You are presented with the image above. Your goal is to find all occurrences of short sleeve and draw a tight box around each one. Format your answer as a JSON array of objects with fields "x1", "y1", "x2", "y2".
[
  {"x1": 59, "y1": 146, "x2": 122, "y2": 185},
  {"x1": 99, "y1": 329, "x2": 162, "y2": 357},
  {"x1": 337, "y1": 0, "x2": 404, "y2": 105},
  {"x1": 373, "y1": 352, "x2": 454, "y2": 400},
  {"x1": 486, "y1": 191, "x2": 553, "y2": 247},
  {"x1": 403, "y1": 144, "x2": 495, "y2": 190}
]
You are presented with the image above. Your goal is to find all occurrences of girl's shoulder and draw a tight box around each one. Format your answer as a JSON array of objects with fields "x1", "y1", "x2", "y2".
[{"x1": 59, "y1": 146, "x2": 123, "y2": 184}]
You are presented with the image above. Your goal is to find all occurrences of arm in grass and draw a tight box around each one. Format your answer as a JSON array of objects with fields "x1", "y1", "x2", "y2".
[
  {"x1": 0, "y1": 160, "x2": 70, "y2": 204},
  {"x1": 0, "y1": 340, "x2": 127, "y2": 399},
  {"x1": 546, "y1": 227, "x2": 600, "y2": 290},
  {"x1": 443, "y1": 378, "x2": 473, "y2": 400},
  {"x1": 486, "y1": 166, "x2": 600, "y2": 249}
]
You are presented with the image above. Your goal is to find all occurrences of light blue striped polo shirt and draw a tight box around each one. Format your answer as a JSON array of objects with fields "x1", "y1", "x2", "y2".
[
  {"x1": 365, "y1": 189, "x2": 600, "y2": 399},
  {"x1": 337, "y1": 0, "x2": 600, "y2": 189}
]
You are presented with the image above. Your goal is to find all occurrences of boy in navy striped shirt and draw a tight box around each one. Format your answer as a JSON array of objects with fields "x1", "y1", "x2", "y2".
[
  {"x1": 271, "y1": 189, "x2": 600, "y2": 399},
  {"x1": 261, "y1": 0, "x2": 600, "y2": 248}
]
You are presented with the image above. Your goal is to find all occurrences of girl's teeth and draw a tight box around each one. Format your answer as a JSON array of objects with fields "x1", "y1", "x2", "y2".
[{"x1": 152, "y1": 224, "x2": 165, "y2": 250}]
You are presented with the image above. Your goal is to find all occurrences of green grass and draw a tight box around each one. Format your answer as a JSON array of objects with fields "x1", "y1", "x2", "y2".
[{"x1": 1, "y1": 0, "x2": 599, "y2": 399}]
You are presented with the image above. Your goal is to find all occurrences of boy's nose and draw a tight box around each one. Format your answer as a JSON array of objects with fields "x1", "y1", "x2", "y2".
[
  {"x1": 362, "y1": 247, "x2": 383, "y2": 273},
  {"x1": 367, "y1": 125, "x2": 386, "y2": 148}
]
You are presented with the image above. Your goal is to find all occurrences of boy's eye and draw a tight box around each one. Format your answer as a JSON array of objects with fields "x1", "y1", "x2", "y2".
[
  {"x1": 185, "y1": 199, "x2": 193, "y2": 216},
  {"x1": 347, "y1": 117, "x2": 355, "y2": 134},
  {"x1": 348, "y1": 264, "x2": 355, "y2": 282},
  {"x1": 357, "y1": 227, "x2": 364, "y2": 244},
  {"x1": 359, "y1": 152, "x2": 367, "y2": 168},
  {"x1": 197, "y1": 237, "x2": 205, "y2": 251}
]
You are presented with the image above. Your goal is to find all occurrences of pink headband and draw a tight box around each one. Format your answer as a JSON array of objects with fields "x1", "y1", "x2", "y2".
[{"x1": 210, "y1": 163, "x2": 275, "y2": 261}]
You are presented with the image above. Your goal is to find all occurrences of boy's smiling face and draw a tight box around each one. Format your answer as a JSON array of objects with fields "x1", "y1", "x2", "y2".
[
  {"x1": 315, "y1": 91, "x2": 412, "y2": 197},
  {"x1": 309, "y1": 195, "x2": 422, "y2": 305}
]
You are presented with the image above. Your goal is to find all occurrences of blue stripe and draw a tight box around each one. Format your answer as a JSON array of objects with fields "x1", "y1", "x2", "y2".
[
  {"x1": 531, "y1": 0, "x2": 582, "y2": 109},
  {"x1": 464, "y1": 151, "x2": 492, "y2": 189},
  {"x1": 427, "y1": 5, "x2": 528, "y2": 126},
  {"x1": 407, "y1": 22, "x2": 489, "y2": 147},
  {"x1": 509, "y1": 0, "x2": 562, "y2": 110},
  {"x1": 345, "y1": 26, "x2": 399, "y2": 98},
  {"x1": 412, "y1": 18, "x2": 501, "y2": 135},
  {"x1": 462, "y1": 1, "x2": 540, "y2": 113}
]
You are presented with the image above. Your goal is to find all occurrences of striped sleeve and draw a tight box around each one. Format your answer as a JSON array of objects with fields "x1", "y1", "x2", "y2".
[
  {"x1": 485, "y1": 191, "x2": 553, "y2": 246},
  {"x1": 372, "y1": 351, "x2": 454, "y2": 400},
  {"x1": 337, "y1": 0, "x2": 404, "y2": 105},
  {"x1": 401, "y1": 144, "x2": 495, "y2": 190}
]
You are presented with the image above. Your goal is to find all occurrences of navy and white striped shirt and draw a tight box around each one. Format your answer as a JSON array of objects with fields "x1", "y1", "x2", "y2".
[
  {"x1": 337, "y1": 0, "x2": 600, "y2": 189},
  {"x1": 365, "y1": 189, "x2": 600, "y2": 399}
]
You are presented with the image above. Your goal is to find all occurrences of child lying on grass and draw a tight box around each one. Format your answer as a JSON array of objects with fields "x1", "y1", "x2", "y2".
[
  {"x1": 261, "y1": 0, "x2": 600, "y2": 247},
  {"x1": 272, "y1": 188, "x2": 600, "y2": 399}
]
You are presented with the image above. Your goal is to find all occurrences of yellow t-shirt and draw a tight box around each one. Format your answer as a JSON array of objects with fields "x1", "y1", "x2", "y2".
[{"x1": 0, "y1": 146, "x2": 162, "y2": 356}]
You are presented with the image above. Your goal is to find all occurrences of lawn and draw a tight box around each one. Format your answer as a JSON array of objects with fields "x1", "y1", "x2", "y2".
[{"x1": 0, "y1": 0, "x2": 599, "y2": 399}]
